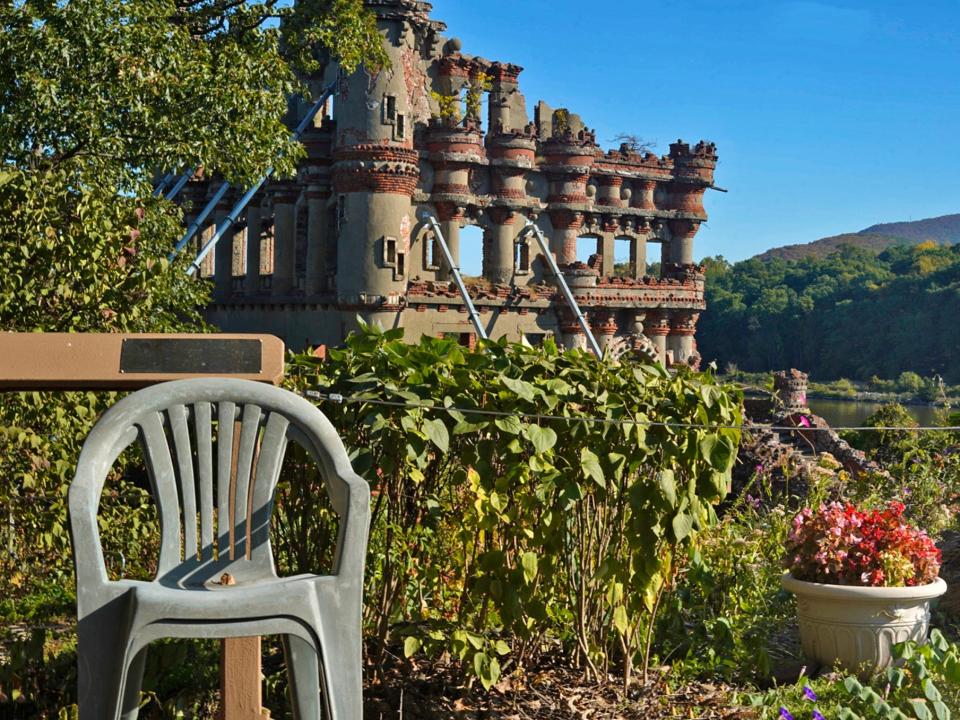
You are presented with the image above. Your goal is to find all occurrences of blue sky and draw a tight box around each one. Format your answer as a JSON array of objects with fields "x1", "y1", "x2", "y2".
[{"x1": 429, "y1": 0, "x2": 960, "y2": 263}]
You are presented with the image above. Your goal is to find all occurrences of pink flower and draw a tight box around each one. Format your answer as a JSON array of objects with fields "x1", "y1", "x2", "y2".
[{"x1": 784, "y1": 502, "x2": 941, "y2": 587}]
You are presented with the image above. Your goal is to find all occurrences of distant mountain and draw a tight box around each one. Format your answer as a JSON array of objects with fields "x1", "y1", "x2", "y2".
[
  {"x1": 861, "y1": 214, "x2": 960, "y2": 244},
  {"x1": 755, "y1": 214, "x2": 960, "y2": 261}
]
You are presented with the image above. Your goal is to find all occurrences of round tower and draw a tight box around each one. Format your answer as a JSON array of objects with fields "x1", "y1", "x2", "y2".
[{"x1": 331, "y1": 0, "x2": 437, "y2": 327}]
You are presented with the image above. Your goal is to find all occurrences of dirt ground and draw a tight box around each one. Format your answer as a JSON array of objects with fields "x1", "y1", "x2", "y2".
[{"x1": 362, "y1": 652, "x2": 744, "y2": 720}]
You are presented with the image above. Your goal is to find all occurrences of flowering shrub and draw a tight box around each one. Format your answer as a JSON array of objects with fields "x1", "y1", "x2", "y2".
[{"x1": 785, "y1": 502, "x2": 941, "y2": 586}]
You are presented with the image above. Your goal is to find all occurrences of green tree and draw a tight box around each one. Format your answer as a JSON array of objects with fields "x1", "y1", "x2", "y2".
[
  {"x1": 0, "y1": 0, "x2": 387, "y2": 633},
  {"x1": 0, "y1": 0, "x2": 386, "y2": 332}
]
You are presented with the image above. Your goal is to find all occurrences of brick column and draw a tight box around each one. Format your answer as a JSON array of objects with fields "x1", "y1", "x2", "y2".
[
  {"x1": 668, "y1": 312, "x2": 699, "y2": 365},
  {"x1": 560, "y1": 318, "x2": 587, "y2": 352},
  {"x1": 595, "y1": 313, "x2": 618, "y2": 352},
  {"x1": 632, "y1": 179, "x2": 657, "y2": 211},
  {"x1": 668, "y1": 220, "x2": 699, "y2": 267},
  {"x1": 548, "y1": 210, "x2": 584, "y2": 267}
]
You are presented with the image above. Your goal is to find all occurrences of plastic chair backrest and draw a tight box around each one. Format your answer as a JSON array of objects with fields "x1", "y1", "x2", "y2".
[{"x1": 69, "y1": 379, "x2": 359, "y2": 590}]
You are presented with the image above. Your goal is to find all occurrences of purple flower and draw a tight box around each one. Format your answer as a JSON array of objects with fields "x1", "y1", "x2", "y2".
[
  {"x1": 746, "y1": 494, "x2": 762, "y2": 510},
  {"x1": 780, "y1": 708, "x2": 795, "y2": 720},
  {"x1": 755, "y1": 463, "x2": 765, "y2": 474},
  {"x1": 813, "y1": 712, "x2": 826, "y2": 720},
  {"x1": 803, "y1": 686, "x2": 818, "y2": 702}
]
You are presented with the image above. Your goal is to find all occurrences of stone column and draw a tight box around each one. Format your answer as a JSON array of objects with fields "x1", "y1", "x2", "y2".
[
  {"x1": 646, "y1": 312, "x2": 672, "y2": 365},
  {"x1": 436, "y1": 203, "x2": 465, "y2": 281},
  {"x1": 244, "y1": 200, "x2": 262, "y2": 296},
  {"x1": 271, "y1": 184, "x2": 299, "y2": 296},
  {"x1": 548, "y1": 210, "x2": 584, "y2": 267},
  {"x1": 213, "y1": 196, "x2": 233, "y2": 301},
  {"x1": 668, "y1": 220, "x2": 699, "y2": 267},
  {"x1": 487, "y1": 207, "x2": 517, "y2": 284},
  {"x1": 305, "y1": 185, "x2": 330, "y2": 296},
  {"x1": 668, "y1": 312, "x2": 700, "y2": 366},
  {"x1": 595, "y1": 314, "x2": 618, "y2": 353},
  {"x1": 560, "y1": 318, "x2": 587, "y2": 351}
]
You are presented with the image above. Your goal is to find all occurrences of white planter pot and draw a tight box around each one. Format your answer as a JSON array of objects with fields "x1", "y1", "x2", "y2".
[{"x1": 782, "y1": 573, "x2": 947, "y2": 673}]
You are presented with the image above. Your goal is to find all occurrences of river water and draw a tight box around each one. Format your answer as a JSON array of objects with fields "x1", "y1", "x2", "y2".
[{"x1": 807, "y1": 399, "x2": 945, "y2": 429}]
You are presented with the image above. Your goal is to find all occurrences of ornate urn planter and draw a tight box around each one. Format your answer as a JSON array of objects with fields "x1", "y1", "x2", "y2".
[{"x1": 782, "y1": 573, "x2": 947, "y2": 673}]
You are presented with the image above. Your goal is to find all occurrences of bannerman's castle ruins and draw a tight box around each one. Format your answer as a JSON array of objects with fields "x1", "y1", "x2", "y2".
[{"x1": 192, "y1": 0, "x2": 719, "y2": 365}]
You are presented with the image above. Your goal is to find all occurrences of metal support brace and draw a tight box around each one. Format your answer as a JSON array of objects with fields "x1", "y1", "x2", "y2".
[
  {"x1": 164, "y1": 167, "x2": 196, "y2": 202},
  {"x1": 170, "y1": 182, "x2": 232, "y2": 262},
  {"x1": 522, "y1": 221, "x2": 603, "y2": 358},
  {"x1": 152, "y1": 173, "x2": 174, "y2": 198},
  {"x1": 182, "y1": 81, "x2": 339, "y2": 275},
  {"x1": 421, "y1": 214, "x2": 488, "y2": 340}
]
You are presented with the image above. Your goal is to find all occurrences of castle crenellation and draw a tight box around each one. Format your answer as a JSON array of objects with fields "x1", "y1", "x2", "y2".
[{"x1": 191, "y1": 0, "x2": 718, "y2": 365}]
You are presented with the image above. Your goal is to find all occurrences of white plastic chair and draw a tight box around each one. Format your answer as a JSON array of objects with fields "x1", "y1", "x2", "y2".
[{"x1": 68, "y1": 378, "x2": 370, "y2": 720}]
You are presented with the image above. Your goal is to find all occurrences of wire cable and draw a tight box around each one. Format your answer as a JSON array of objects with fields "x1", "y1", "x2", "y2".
[{"x1": 301, "y1": 390, "x2": 960, "y2": 434}]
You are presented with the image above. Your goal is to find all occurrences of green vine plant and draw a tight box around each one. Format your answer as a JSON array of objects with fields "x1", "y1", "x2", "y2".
[{"x1": 283, "y1": 322, "x2": 743, "y2": 691}]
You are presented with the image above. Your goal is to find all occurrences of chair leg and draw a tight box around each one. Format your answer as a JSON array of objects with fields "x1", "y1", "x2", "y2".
[
  {"x1": 77, "y1": 611, "x2": 129, "y2": 720},
  {"x1": 283, "y1": 634, "x2": 322, "y2": 720},
  {"x1": 120, "y1": 645, "x2": 148, "y2": 720},
  {"x1": 316, "y1": 612, "x2": 364, "y2": 720}
]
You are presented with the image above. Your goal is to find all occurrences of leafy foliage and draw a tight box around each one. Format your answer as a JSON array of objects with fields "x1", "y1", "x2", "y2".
[
  {"x1": 282, "y1": 323, "x2": 743, "y2": 688},
  {"x1": 748, "y1": 630, "x2": 960, "y2": 720},
  {"x1": 700, "y1": 244, "x2": 960, "y2": 383}
]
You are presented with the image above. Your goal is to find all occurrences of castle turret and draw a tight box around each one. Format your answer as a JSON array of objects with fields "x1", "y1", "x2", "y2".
[{"x1": 331, "y1": 0, "x2": 437, "y2": 325}]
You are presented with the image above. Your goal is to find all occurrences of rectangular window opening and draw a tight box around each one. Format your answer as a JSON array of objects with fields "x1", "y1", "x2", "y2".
[
  {"x1": 384, "y1": 237, "x2": 398, "y2": 267},
  {"x1": 515, "y1": 240, "x2": 531, "y2": 274}
]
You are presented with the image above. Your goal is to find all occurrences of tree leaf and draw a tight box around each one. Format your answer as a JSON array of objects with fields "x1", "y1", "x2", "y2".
[
  {"x1": 672, "y1": 513, "x2": 694, "y2": 542},
  {"x1": 423, "y1": 418, "x2": 449, "y2": 452},
  {"x1": 612, "y1": 605, "x2": 629, "y2": 635},
  {"x1": 521, "y1": 552, "x2": 538, "y2": 584},
  {"x1": 581, "y1": 447, "x2": 604, "y2": 486},
  {"x1": 525, "y1": 425, "x2": 557, "y2": 454},
  {"x1": 403, "y1": 636, "x2": 421, "y2": 658}
]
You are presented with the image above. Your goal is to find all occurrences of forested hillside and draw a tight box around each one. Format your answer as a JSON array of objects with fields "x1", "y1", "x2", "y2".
[{"x1": 698, "y1": 242, "x2": 960, "y2": 382}]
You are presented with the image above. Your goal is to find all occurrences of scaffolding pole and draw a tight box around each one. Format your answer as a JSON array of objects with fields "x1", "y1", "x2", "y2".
[
  {"x1": 182, "y1": 81, "x2": 339, "y2": 274},
  {"x1": 521, "y1": 221, "x2": 603, "y2": 359},
  {"x1": 421, "y1": 214, "x2": 489, "y2": 341}
]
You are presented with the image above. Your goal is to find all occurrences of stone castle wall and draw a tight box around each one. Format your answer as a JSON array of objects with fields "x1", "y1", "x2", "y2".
[{"x1": 190, "y1": 0, "x2": 719, "y2": 363}]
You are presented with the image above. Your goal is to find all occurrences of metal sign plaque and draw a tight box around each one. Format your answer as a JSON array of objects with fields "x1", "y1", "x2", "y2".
[{"x1": 120, "y1": 338, "x2": 262, "y2": 374}]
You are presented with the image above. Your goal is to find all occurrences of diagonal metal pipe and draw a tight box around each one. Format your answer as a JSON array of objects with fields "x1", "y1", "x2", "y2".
[
  {"x1": 183, "y1": 81, "x2": 338, "y2": 274},
  {"x1": 420, "y1": 213, "x2": 489, "y2": 341},
  {"x1": 521, "y1": 220, "x2": 603, "y2": 359}
]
